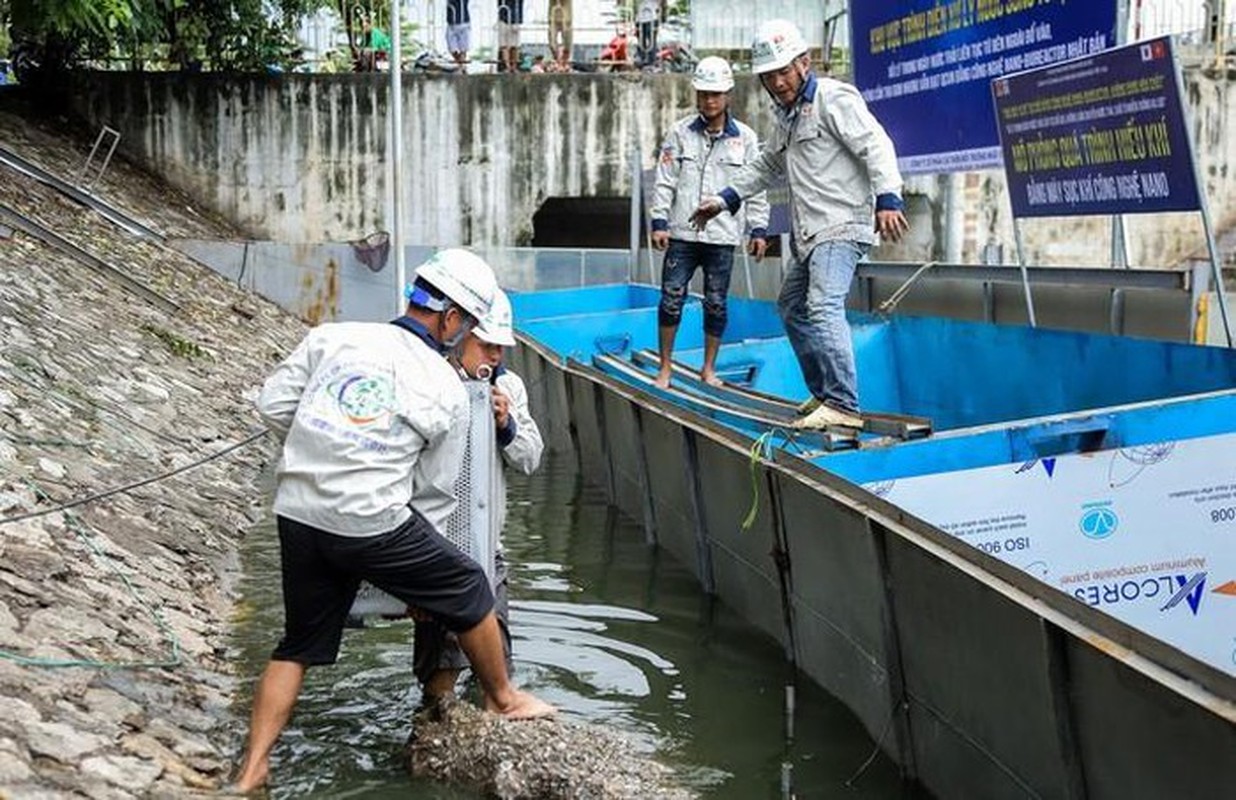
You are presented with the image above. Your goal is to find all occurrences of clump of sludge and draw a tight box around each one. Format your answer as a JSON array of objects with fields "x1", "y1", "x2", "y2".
[{"x1": 408, "y1": 698, "x2": 697, "y2": 799}]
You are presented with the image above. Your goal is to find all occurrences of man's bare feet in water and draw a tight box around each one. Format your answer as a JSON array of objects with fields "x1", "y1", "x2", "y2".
[
  {"x1": 700, "y1": 370, "x2": 724, "y2": 387},
  {"x1": 654, "y1": 368, "x2": 672, "y2": 389},
  {"x1": 231, "y1": 759, "x2": 269, "y2": 794},
  {"x1": 486, "y1": 688, "x2": 557, "y2": 720}
]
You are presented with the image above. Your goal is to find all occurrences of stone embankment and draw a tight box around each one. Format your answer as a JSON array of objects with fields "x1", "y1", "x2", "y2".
[
  {"x1": 0, "y1": 108, "x2": 700, "y2": 800},
  {"x1": 0, "y1": 109, "x2": 301, "y2": 797}
]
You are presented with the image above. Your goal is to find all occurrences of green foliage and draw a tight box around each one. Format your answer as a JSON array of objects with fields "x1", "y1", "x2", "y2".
[
  {"x1": 140, "y1": 323, "x2": 211, "y2": 360},
  {"x1": 3, "y1": 0, "x2": 335, "y2": 73},
  {"x1": 10, "y1": 0, "x2": 134, "y2": 39}
]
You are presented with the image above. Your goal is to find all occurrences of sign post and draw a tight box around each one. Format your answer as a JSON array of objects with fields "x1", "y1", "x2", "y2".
[{"x1": 991, "y1": 36, "x2": 1233, "y2": 345}]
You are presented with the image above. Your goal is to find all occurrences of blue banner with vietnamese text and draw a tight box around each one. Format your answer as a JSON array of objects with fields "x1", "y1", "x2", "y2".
[
  {"x1": 993, "y1": 36, "x2": 1201, "y2": 218},
  {"x1": 851, "y1": 0, "x2": 1117, "y2": 175}
]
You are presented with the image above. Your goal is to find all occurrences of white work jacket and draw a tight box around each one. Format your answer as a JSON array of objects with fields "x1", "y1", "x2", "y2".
[
  {"x1": 257, "y1": 320, "x2": 468, "y2": 537},
  {"x1": 651, "y1": 113, "x2": 770, "y2": 247},
  {"x1": 489, "y1": 369, "x2": 543, "y2": 541},
  {"x1": 725, "y1": 74, "x2": 903, "y2": 256}
]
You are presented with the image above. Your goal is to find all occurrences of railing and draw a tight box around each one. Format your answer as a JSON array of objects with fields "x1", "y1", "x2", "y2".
[{"x1": 472, "y1": 246, "x2": 632, "y2": 290}]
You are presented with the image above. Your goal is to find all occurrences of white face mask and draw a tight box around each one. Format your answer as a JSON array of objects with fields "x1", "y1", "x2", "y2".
[
  {"x1": 439, "y1": 306, "x2": 475, "y2": 350},
  {"x1": 442, "y1": 326, "x2": 467, "y2": 350}
]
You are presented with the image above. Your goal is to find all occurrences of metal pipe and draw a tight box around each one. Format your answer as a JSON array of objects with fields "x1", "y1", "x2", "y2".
[
  {"x1": 1110, "y1": 215, "x2": 1129, "y2": 268},
  {"x1": 1012, "y1": 219, "x2": 1038, "y2": 327},
  {"x1": 785, "y1": 683, "x2": 796, "y2": 741},
  {"x1": 629, "y1": 145, "x2": 640, "y2": 285},
  {"x1": 1174, "y1": 33, "x2": 1234, "y2": 346},
  {"x1": 391, "y1": 0, "x2": 406, "y2": 316}
]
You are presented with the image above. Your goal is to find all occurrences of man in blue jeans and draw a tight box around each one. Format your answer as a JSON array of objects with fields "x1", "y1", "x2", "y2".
[
  {"x1": 651, "y1": 56, "x2": 768, "y2": 388},
  {"x1": 692, "y1": 19, "x2": 908, "y2": 430}
]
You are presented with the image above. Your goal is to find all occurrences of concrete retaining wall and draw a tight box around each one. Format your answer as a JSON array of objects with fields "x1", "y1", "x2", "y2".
[{"x1": 68, "y1": 69, "x2": 1236, "y2": 268}]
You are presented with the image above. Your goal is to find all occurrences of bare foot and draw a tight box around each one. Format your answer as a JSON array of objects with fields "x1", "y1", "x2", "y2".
[
  {"x1": 487, "y1": 689, "x2": 557, "y2": 720},
  {"x1": 700, "y1": 371, "x2": 724, "y2": 387},
  {"x1": 653, "y1": 370, "x2": 672, "y2": 389},
  {"x1": 231, "y1": 759, "x2": 269, "y2": 795}
]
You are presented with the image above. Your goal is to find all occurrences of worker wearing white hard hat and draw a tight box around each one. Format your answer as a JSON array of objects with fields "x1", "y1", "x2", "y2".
[
  {"x1": 237, "y1": 252, "x2": 553, "y2": 792},
  {"x1": 417, "y1": 288, "x2": 545, "y2": 703},
  {"x1": 691, "y1": 18, "x2": 909, "y2": 432},
  {"x1": 650, "y1": 55, "x2": 769, "y2": 389}
]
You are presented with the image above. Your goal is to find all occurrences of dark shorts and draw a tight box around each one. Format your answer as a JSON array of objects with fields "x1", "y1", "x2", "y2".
[
  {"x1": 272, "y1": 513, "x2": 494, "y2": 666},
  {"x1": 658, "y1": 238, "x2": 736, "y2": 337},
  {"x1": 413, "y1": 552, "x2": 511, "y2": 684}
]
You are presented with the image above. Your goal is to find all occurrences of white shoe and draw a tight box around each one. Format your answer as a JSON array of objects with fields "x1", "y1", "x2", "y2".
[
  {"x1": 791, "y1": 403, "x2": 864, "y2": 430},
  {"x1": 797, "y1": 396, "x2": 822, "y2": 415}
]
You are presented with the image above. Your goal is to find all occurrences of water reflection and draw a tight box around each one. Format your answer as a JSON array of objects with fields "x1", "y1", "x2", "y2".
[{"x1": 231, "y1": 451, "x2": 917, "y2": 799}]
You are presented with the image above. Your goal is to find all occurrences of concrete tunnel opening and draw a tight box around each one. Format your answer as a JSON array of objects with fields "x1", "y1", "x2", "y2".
[{"x1": 531, "y1": 195, "x2": 782, "y2": 258}]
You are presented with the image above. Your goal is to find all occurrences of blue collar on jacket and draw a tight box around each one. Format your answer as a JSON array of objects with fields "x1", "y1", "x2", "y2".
[
  {"x1": 776, "y1": 71, "x2": 818, "y2": 124},
  {"x1": 389, "y1": 315, "x2": 446, "y2": 354},
  {"x1": 689, "y1": 112, "x2": 740, "y2": 138}
]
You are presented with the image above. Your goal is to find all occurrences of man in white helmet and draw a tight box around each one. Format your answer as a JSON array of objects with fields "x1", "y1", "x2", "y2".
[
  {"x1": 691, "y1": 19, "x2": 909, "y2": 431},
  {"x1": 234, "y1": 250, "x2": 553, "y2": 793},
  {"x1": 651, "y1": 55, "x2": 769, "y2": 389},
  {"x1": 414, "y1": 290, "x2": 544, "y2": 703}
]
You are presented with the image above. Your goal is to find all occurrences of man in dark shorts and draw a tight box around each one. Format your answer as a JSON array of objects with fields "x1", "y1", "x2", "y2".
[
  {"x1": 233, "y1": 250, "x2": 553, "y2": 793},
  {"x1": 415, "y1": 290, "x2": 543, "y2": 702}
]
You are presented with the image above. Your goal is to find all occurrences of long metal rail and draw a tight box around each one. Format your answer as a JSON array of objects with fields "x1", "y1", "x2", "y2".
[
  {"x1": 629, "y1": 349, "x2": 933, "y2": 440},
  {"x1": 592, "y1": 353, "x2": 861, "y2": 452},
  {"x1": 0, "y1": 203, "x2": 179, "y2": 314},
  {"x1": 856, "y1": 260, "x2": 1190, "y2": 290},
  {"x1": 0, "y1": 145, "x2": 166, "y2": 243}
]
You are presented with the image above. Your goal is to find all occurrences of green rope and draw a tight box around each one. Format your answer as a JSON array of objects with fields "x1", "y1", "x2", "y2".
[
  {"x1": 741, "y1": 431, "x2": 777, "y2": 531},
  {"x1": 0, "y1": 475, "x2": 183, "y2": 670},
  {"x1": 0, "y1": 432, "x2": 93, "y2": 448},
  {"x1": 0, "y1": 339, "x2": 264, "y2": 669}
]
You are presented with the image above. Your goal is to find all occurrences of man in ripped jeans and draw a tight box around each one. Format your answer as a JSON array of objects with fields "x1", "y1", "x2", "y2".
[
  {"x1": 650, "y1": 56, "x2": 768, "y2": 388},
  {"x1": 691, "y1": 20, "x2": 909, "y2": 430}
]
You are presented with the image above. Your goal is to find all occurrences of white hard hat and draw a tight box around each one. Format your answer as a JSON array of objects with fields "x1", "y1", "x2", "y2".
[
  {"x1": 474, "y1": 289, "x2": 515, "y2": 347},
  {"x1": 692, "y1": 56, "x2": 734, "y2": 92},
  {"x1": 751, "y1": 19, "x2": 809, "y2": 75},
  {"x1": 409, "y1": 248, "x2": 498, "y2": 321}
]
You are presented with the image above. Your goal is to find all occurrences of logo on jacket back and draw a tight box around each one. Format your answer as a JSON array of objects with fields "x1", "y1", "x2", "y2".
[{"x1": 332, "y1": 374, "x2": 395, "y2": 426}]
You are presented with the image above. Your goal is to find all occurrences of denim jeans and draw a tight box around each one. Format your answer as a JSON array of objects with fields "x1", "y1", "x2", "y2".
[
  {"x1": 777, "y1": 241, "x2": 868, "y2": 412},
  {"x1": 658, "y1": 239, "x2": 736, "y2": 338}
]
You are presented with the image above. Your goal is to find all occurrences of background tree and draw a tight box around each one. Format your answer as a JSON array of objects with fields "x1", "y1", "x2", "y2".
[{"x1": 3, "y1": 0, "x2": 332, "y2": 78}]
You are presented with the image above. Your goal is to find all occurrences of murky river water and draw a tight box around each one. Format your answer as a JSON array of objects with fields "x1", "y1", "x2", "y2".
[{"x1": 231, "y1": 451, "x2": 922, "y2": 799}]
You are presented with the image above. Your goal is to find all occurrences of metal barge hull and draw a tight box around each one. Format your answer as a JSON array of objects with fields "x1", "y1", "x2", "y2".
[{"x1": 509, "y1": 284, "x2": 1236, "y2": 800}]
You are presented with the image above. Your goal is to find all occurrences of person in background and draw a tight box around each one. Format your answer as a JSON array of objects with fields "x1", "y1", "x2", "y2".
[
  {"x1": 546, "y1": 46, "x2": 573, "y2": 73},
  {"x1": 414, "y1": 291, "x2": 544, "y2": 704},
  {"x1": 232, "y1": 250, "x2": 553, "y2": 793},
  {"x1": 548, "y1": 0, "x2": 573, "y2": 70},
  {"x1": 446, "y1": 0, "x2": 471, "y2": 69},
  {"x1": 635, "y1": 0, "x2": 662, "y2": 68},
  {"x1": 599, "y1": 21, "x2": 631, "y2": 71},
  {"x1": 651, "y1": 56, "x2": 769, "y2": 389},
  {"x1": 497, "y1": 0, "x2": 525, "y2": 73},
  {"x1": 357, "y1": 15, "x2": 391, "y2": 71},
  {"x1": 691, "y1": 19, "x2": 908, "y2": 430}
]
